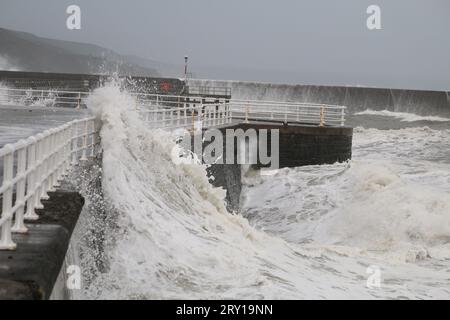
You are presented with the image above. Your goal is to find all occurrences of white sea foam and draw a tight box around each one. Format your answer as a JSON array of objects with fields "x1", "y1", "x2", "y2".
[
  {"x1": 76, "y1": 84, "x2": 450, "y2": 299},
  {"x1": 242, "y1": 127, "x2": 450, "y2": 264},
  {"x1": 0, "y1": 55, "x2": 20, "y2": 71},
  {"x1": 0, "y1": 83, "x2": 57, "y2": 107},
  {"x1": 355, "y1": 109, "x2": 450, "y2": 122}
]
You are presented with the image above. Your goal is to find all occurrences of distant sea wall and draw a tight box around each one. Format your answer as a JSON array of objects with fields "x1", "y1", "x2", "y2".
[
  {"x1": 190, "y1": 79, "x2": 450, "y2": 117},
  {"x1": 0, "y1": 70, "x2": 185, "y2": 95}
]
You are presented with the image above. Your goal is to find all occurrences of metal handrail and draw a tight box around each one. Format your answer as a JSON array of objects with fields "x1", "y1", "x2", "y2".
[
  {"x1": 230, "y1": 98, "x2": 345, "y2": 109},
  {"x1": 187, "y1": 86, "x2": 232, "y2": 97},
  {"x1": 0, "y1": 88, "x2": 346, "y2": 127},
  {"x1": 0, "y1": 117, "x2": 100, "y2": 250},
  {"x1": 140, "y1": 103, "x2": 233, "y2": 130},
  {"x1": 139, "y1": 99, "x2": 345, "y2": 129},
  {"x1": 0, "y1": 87, "x2": 89, "y2": 108}
]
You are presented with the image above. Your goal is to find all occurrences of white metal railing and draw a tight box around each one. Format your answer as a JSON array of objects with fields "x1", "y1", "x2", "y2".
[
  {"x1": 130, "y1": 93, "x2": 346, "y2": 129},
  {"x1": 136, "y1": 97, "x2": 346, "y2": 129},
  {"x1": 0, "y1": 87, "x2": 224, "y2": 110},
  {"x1": 0, "y1": 87, "x2": 347, "y2": 127},
  {"x1": 0, "y1": 117, "x2": 100, "y2": 250},
  {"x1": 129, "y1": 92, "x2": 224, "y2": 110},
  {"x1": 230, "y1": 100, "x2": 346, "y2": 127},
  {"x1": 187, "y1": 86, "x2": 232, "y2": 97},
  {"x1": 139, "y1": 103, "x2": 233, "y2": 131},
  {"x1": 0, "y1": 87, "x2": 89, "y2": 108}
]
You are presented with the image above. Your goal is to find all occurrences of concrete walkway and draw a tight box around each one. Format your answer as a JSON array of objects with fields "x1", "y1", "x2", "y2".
[{"x1": 0, "y1": 105, "x2": 91, "y2": 148}]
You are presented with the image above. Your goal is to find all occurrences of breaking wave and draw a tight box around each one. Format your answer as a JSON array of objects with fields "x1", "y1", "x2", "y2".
[
  {"x1": 0, "y1": 55, "x2": 21, "y2": 71},
  {"x1": 355, "y1": 109, "x2": 450, "y2": 122},
  {"x1": 71, "y1": 84, "x2": 450, "y2": 299}
]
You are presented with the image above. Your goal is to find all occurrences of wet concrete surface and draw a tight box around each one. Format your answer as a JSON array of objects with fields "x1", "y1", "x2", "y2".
[
  {"x1": 0, "y1": 104, "x2": 91, "y2": 148},
  {"x1": 0, "y1": 189, "x2": 84, "y2": 300}
]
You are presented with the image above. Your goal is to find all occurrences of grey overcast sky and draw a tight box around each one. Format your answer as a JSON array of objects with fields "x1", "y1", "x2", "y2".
[{"x1": 0, "y1": 0, "x2": 449, "y2": 90}]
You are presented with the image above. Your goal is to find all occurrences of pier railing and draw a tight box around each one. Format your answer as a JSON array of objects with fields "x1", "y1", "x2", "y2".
[
  {"x1": 230, "y1": 99, "x2": 346, "y2": 127},
  {"x1": 0, "y1": 88, "x2": 346, "y2": 127},
  {"x1": 187, "y1": 86, "x2": 232, "y2": 97},
  {"x1": 0, "y1": 87, "x2": 91, "y2": 108},
  {"x1": 140, "y1": 103, "x2": 233, "y2": 130},
  {"x1": 128, "y1": 92, "x2": 346, "y2": 128},
  {"x1": 0, "y1": 117, "x2": 100, "y2": 250}
]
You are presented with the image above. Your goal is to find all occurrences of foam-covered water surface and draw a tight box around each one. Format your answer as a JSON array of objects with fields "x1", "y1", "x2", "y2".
[{"x1": 242, "y1": 127, "x2": 450, "y2": 256}]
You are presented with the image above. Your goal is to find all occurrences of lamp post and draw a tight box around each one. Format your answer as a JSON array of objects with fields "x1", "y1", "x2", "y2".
[{"x1": 184, "y1": 56, "x2": 188, "y2": 81}]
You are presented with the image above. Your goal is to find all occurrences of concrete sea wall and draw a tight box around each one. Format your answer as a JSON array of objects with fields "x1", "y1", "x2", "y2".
[
  {"x1": 197, "y1": 123, "x2": 353, "y2": 211},
  {"x1": 190, "y1": 79, "x2": 450, "y2": 117},
  {"x1": 0, "y1": 70, "x2": 186, "y2": 95}
]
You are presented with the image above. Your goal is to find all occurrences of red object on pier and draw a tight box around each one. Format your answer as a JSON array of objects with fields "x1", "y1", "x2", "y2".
[{"x1": 161, "y1": 82, "x2": 171, "y2": 92}]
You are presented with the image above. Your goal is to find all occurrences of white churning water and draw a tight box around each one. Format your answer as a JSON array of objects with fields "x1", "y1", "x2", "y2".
[{"x1": 64, "y1": 84, "x2": 450, "y2": 299}]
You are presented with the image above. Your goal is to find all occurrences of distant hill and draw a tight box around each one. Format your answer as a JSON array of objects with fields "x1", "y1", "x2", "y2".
[
  {"x1": 123, "y1": 54, "x2": 182, "y2": 78},
  {"x1": 0, "y1": 28, "x2": 160, "y2": 76}
]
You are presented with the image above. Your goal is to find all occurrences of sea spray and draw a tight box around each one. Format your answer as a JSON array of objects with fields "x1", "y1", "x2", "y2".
[
  {"x1": 241, "y1": 127, "x2": 450, "y2": 263},
  {"x1": 74, "y1": 84, "x2": 450, "y2": 299},
  {"x1": 355, "y1": 109, "x2": 450, "y2": 122}
]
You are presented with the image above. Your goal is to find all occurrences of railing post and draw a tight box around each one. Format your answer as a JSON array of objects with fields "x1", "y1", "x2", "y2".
[
  {"x1": 48, "y1": 129, "x2": 57, "y2": 192},
  {"x1": 340, "y1": 107, "x2": 345, "y2": 127},
  {"x1": 24, "y1": 137, "x2": 39, "y2": 221},
  {"x1": 12, "y1": 142, "x2": 28, "y2": 233},
  {"x1": 197, "y1": 105, "x2": 203, "y2": 131},
  {"x1": 244, "y1": 104, "x2": 250, "y2": 124},
  {"x1": 40, "y1": 131, "x2": 50, "y2": 201},
  {"x1": 0, "y1": 145, "x2": 17, "y2": 250},
  {"x1": 217, "y1": 105, "x2": 221, "y2": 125},
  {"x1": 184, "y1": 102, "x2": 187, "y2": 126},
  {"x1": 58, "y1": 126, "x2": 67, "y2": 179},
  {"x1": 80, "y1": 121, "x2": 88, "y2": 161},
  {"x1": 71, "y1": 123, "x2": 78, "y2": 165},
  {"x1": 54, "y1": 129, "x2": 62, "y2": 182},
  {"x1": 61, "y1": 125, "x2": 70, "y2": 176},
  {"x1": 34, "y1": 133, "x2": 45, "y2": 209},
  {"x1": 284, "y1": 106, "x2": 288, "y2": 123},
  {"x1": 90, "y1": 120, "x2": 96, "y2": 158},
  {"x1": 203, "y1": 106, "x2": 207, "y2": 128},
  {"x1": 77, "y1": 92, "x2": 81, "y2": 109},
  {"x1": 225, "y1": 104, "x2": 228, "y2": 124},
  {"x1": 210, "y1": 105, "x2": 213, "y2": 127},
  {"x1": 319, "y1": 106, "x2": 325, "y2": 127}
]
